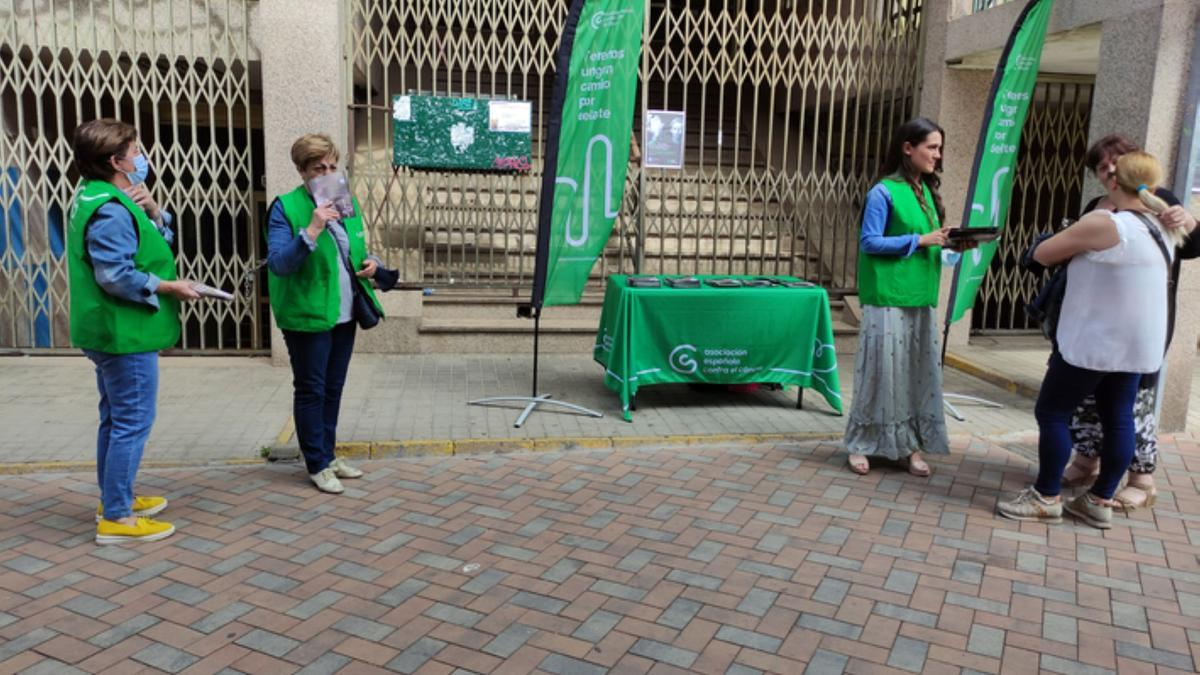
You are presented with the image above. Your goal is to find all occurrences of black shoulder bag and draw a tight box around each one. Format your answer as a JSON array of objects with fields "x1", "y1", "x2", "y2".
[{"x1": 328, "y1": 222, "x2": 382, "y2": 330}]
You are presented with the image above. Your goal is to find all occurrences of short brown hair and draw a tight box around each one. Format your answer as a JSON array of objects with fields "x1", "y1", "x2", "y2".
[
  {"x1": 1084, "y1": 134, "x2": 1138, "y2": 173},
  {"x1": 290, "y1": 134, "x2": 339, "y2": 172},
  {"x1": 73, "y1": 119, "x2": 138, "y2": 181}
]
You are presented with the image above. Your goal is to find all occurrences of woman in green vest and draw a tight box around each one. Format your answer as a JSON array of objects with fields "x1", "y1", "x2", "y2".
[
  {"x1": 68, "y1": 119, "x2": 201, "y2": 544},
  {"x1": 266, "y1": 134, "x2": 387, "y2": 494},
  {"x1": 844, "y1": 118, "x2": 954, "y2": 476}
]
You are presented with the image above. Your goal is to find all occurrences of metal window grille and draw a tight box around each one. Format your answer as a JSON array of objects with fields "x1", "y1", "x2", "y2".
[
  {"x1": 0, "y1": 0, "x2": 262, "y2": 353},
  {"x1": 347, "y1": 0, "x2": 924, "y2": 294}
]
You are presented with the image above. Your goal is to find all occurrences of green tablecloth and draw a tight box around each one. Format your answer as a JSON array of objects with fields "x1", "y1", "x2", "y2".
[{"x1": 594, "y1": 275, "x2": 843, "y2": 421}]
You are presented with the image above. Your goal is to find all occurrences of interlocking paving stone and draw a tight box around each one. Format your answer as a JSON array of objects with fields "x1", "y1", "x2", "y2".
[
  {"x1": 132, "y1": 643, "x2": 200, "y2": 673},
  {"x1": 247, "y1": 571, "x2": 300, "y2": 593},
  {"x1": 539, "y1": 653, "x2": 607, "y2": 675},
  {"x1": 1114, "y1": 640, "x2": 1196, "y2": 670},
  {"x1": 510, "y1": 590, "x2": 568, "y2": 615},
  {"x1": 573, "y1": 610, "x2": 622, "y2": 642},
  {"x1": 812, "y1": 578, "x2": 850, "y2": 605},
  {"x1": 887, "y1": 636, "x2": 929, "y2": 673},
  {"x1": 883, "y1": 568, "x2": 919, "y2": 594},
  {"x1": 62, "y1": 593, "x2": 120, "y2": 618},
  {"x1": 4, "y1": 554, "x2": 51, "y2": 574},
  {"x1": 19, "y1": 660, "x2": 87, "y2": 675},
  {"x1": 630, "y1": 638, "x2": 699, "y2": 668},
  {"x1": 193, "y1": 601, "x2": 255, "y2": 633},
  {"x1": 737, "y1": 587, "x2": 780, "y2": 617},
  {"x1": 4, "y1": 435, "x2": 1200, "y2": 674},
  {"x1": 968, "y1": 624, "x2": 1005, "y2": 658},
  {"x1": 388, "y1": 637, "x2": 447, "y2": 674},
  {"x1": 235, "y1": 628, "x2": 300, "y2": 658},
  {"x1": 715, "y1": 625, "x2": 782, "y2": 653},
  {"x1": 483, "y1": 623, "x2": 537, "y2": 658},
  {"x1": 424, "y1": 602, "x2": 485, "y2": 628},
  {"x1": 333, "y1": 615, "x2": 394, "y2": 642},
  {"x1": 591, "y1": 579, "x2": 648, "y2": 602},
  {"x1": 804, "y1": 649, "x2": 849, "y2": 674},
  {"x1": 0, "y1": 628, "x2": 56, "y2": 661},
  {"x1": 658, "y1": 597, "x2": 703, "y2": 629},
  {"x1": 1040, "y1": 654, "x2": 1116, "y2": 675}
]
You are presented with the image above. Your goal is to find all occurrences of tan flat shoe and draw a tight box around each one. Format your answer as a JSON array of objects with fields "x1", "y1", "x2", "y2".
[{"x1": 1113, "y1": 483, "x2": 1157, "y2": 512}]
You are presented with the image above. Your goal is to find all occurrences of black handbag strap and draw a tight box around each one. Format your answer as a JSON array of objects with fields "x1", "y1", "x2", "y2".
[{"x1": 1127, "y1": 210, "x2": 1174, "y2": 354}]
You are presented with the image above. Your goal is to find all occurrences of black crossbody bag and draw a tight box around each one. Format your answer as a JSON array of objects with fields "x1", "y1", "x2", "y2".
[{"x1": 328, "y1": 222, "x2": 382, "y2": 330}]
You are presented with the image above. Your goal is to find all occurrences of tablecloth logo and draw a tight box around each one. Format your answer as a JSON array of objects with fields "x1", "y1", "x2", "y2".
[{"x1": 669, "y1": 344, "x2": 698, "y2": 374}]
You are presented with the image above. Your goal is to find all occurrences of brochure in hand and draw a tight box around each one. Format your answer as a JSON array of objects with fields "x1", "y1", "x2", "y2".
[
  {"x1": 307, "y1": 171, "x2": 356, "y2": 220},
  {"x1": 190, "y1": 282, "x2": 234, "y2": 301}
]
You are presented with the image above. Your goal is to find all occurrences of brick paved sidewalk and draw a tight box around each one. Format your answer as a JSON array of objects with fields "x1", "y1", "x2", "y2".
[{"x1": 2, "y1": 436, "x2": 1198, "y2": 674}]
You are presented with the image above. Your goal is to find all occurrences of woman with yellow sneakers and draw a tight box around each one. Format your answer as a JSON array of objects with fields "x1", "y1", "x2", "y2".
[
  {"x1": 68, "y1": 119, "x2": 200, "y2": 544},
  {"x1": 266, "y1": 134, "x2": 393, "y2": 493}
]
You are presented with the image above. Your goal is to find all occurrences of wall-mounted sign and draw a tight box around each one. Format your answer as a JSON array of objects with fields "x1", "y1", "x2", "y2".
[
  {"x1": 393, "y1": 95, "x2": 532, "y2": 172},
  {"x1": 643, "y1": 110, "x2": 685, "y2": 169}
]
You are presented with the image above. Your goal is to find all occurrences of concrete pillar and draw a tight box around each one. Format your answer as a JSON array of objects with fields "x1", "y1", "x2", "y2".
[
  {"x1": 257, "y1": 0, "x2": 348, "y2": 365},
  {"x1": 1086, "y1": 0, "x2": 1199, "y2": 430},
  {"x1": 918, "y1": 0, "x2": 992, "y2": 350}
]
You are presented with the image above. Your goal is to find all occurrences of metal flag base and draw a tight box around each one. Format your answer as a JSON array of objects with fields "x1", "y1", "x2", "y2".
[
  {"x1": 468, "y1": 394, "x2": 603, "y2": 428},
  {"x1": 466, "y1": 308, "x2": 603, "y2": 428},
  {"x1": 942, "y1": 392, "x2": 1004, "y2": 422}
]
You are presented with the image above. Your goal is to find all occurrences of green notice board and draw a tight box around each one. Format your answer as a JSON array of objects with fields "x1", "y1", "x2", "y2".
[{"x1": 392, "y1": 95, "x2": 532, "y2": 172}]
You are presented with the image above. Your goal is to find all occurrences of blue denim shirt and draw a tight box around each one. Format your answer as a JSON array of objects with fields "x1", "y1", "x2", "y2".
[
  {"x1": 265, "y1": 200, "x2": 354, "y2": 324},
  {"x1": 859, "y1": 183, "x2": 920, "y2": 257},
  {"x1": 86, "y1": 203, "x2": 174, "y2": 309},
  {"x1": 860, "y1": 183, "x2": 960, "y2": 265}
]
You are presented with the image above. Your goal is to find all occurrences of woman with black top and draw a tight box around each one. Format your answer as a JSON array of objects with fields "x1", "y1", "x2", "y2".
[{"x1": 1058, "y1": 135, "x2": 1197, "y2": 512}]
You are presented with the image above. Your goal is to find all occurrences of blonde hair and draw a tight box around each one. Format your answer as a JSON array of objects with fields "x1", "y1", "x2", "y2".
[
  {"x1": 1115, "y1": 151, "x2": 1185, "y2": 247},
  {"x1": 290, "y1": 133, "x2": 339, "y2": 172}
]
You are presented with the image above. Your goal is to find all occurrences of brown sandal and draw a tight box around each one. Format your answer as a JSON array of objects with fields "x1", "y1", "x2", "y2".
[
  {"x1": 1113, "y1": 483, "x2": 1157, "y2": 511},
  {"x1": 847, "y1": 455, "x2": 870, "y2": 475}
]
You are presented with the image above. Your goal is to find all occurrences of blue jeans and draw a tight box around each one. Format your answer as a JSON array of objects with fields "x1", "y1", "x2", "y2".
[
  {"x1": 282, "y1": 321, "x2": 356, "y2": 474},
  {"x1": 84, "y1": 349, "x2": 159, "y2": 521},
  {"x1": 1034, "y1": 352, "x2": 1140, "y2": 499}
]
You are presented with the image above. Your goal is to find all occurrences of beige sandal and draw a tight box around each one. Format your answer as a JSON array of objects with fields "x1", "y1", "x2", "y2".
[
  {"x1": 1113, "y1": 483, "x2": 1157, "y2": 512},
  {"x1": 847, "y1": 454, "x2": 870, "y2": 475}
]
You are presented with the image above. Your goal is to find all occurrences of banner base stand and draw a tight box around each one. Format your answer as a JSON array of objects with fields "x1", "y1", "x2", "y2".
[
  {"x1": 943, "y1": 392, "x2": 1004, "y2": 422},
  {"x1": 468, "y1": 394, "x2": 603, "y2": 428}
]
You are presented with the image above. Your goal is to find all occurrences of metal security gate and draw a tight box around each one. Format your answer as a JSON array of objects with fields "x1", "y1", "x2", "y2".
[
  {"x1": 347, "y1": 0, "x2": 924, "y2": 292},
  {"x1": 0, "y1": 1, "x2": 262, "y2": 352},
  {"x1": 972, "y1": 79, "x2": 1094, "y2": 332}
]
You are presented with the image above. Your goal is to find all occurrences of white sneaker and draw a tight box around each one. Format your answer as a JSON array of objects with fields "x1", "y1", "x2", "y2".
[
  {"x1": 330, "y1": 456, "x2": 364, "y2": 479},
  {"x1": 310, "y1": 467, "x2": 345, "y2": 494}
]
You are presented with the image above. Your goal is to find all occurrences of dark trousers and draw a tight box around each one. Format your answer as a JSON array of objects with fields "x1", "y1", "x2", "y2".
[
  {"x1": 1034, "y1": 352, "x2": 1140, "y2": 499},
  {"x1": 282, "y1": 321, "x2": 356, "y2": 474}
]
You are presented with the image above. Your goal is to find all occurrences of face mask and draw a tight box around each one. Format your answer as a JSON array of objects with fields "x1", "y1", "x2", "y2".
[{"x1": 125, "y1": 154, "x2": 150, "y2": 185}]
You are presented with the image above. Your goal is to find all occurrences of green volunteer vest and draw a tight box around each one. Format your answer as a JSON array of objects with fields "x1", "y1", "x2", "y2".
[
  {"x1": 267, "y1": 185, "x2": 383, "y2": 332},
  {"x1": 857, "y1": 177, "x2": 942, "y2": 308},
  {"x1": 67, "y1": 179, "x2": 181, "y2": 354}
]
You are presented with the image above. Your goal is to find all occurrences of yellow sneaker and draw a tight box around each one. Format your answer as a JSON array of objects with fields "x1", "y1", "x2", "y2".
[
  {"x1": 95, "y1": 496, "x2": 168, "y2": 523},
  {"x1": 95, "y1": 517, "x2": 176, "y2": 545}
]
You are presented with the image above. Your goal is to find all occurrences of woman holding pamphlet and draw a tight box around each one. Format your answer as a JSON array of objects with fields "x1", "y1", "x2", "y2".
[
  {"x1": 266, "y1": 133, "x2": 395, "y2": 494},
  {"x1": 68, "y1": 119, "x2": 201, "y2": 544},
  {"x1": 844, "y1": 118, "x2": 959, "y2": 477}
]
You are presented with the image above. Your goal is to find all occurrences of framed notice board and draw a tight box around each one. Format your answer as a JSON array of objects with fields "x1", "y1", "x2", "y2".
[{"x1": 392, "y1": 95, "x2": 532, "y2": 172}]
